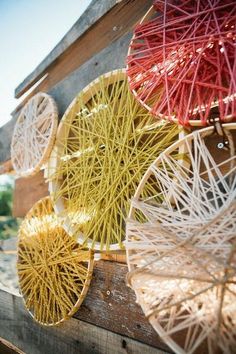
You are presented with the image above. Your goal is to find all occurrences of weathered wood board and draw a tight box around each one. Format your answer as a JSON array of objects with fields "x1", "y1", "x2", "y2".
[
  {"x1": 48, "y1": 31, "x2": 132, "y2": 117},
  {"x1": 12, "y1": 171, "x2": 49, "y2": 218},
  {"x1": 0, "y1": 160, "x2": 13, "y2": 175},
  {"x1": 0, "y1": 288, "x2": 166, "y2": 354},
  {"x1": 76, "y1": 261, "x2": 170, "y2": 351},
  {"x1": 0, "y1": 32, "x2": 130, "y2": 164},
  {"x1": 0, "y1": 1, "x2": 213, "y2": 353},
  {"x1": 14, "y1": 0, "x2": 118, "y2": 98},
  {"x1": 0, "y1": 262, "x2": 171, "y2": 354},
  {"x1": 0, "y1": 119, "x2": 17, "y2": 165},
  {"x1": 0, "y1": 337, "x2": 24, "y2": 354},
  {"x1": 0, "y1": 0, "x2": 153, "y2": 164},
  {"x1": 15, "y1": 0, "x2": 153, "y2": 101}
]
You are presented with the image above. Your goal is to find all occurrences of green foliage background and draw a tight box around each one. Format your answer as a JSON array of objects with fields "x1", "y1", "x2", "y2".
[
  {"x1": 0, "y1": 183, "x2": 13, "y2": 215},
  {"x1": 0, "y1": 180, "x2": 20, "y2": 242}
]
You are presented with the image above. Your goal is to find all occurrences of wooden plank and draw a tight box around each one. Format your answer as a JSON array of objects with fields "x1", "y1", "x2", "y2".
[
  {"x1": 11, "y1": 33, "x2": 132, "y2": 216},
  {"x1": 0, "y1": 160, "x2": 13, "y2": 175},
  {"x1": 13, "y1": 0, "x2": 152, "y2": 115},
  {"x1": 48, "y1": 31, "x2": 132, "y2": 116},
  {"x1": 12, "y1": 170, "x2": 49, "y2": 218},
  {"x1": 0, "y1": 118, "x2": 17, "y2": 164},
  {"x1": 15, "y1": 0, "x2": 152, "y2": 100},
  {"x1": 0, "y1": 337, "x2": 25, "y2": 354},
  {"x1": 14, "y1": 0, "x2": 117, "y2": 98},
  {"x1": 0, "y1": 30, "x2": 132, "y2": 164},
  {"x1": 76, "y1": 261, "x2": 170, "y2": 352},
  {"x1": 100, "y1": 251, "x2": 126, "y2": 263},
  {"x1": 0, "y1": 288, "x2": 168, "y2": 354}
]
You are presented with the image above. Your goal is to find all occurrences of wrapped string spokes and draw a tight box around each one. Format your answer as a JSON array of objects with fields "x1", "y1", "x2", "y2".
[
  {"x1": 48, "y1": 70, "x2": 183, "y2": 251},
  {"x1": 126, "y1": 124, "x2": 236, "y2": 354},
  {"x1": 127, "y1": 0, "x2": 236, "y2": 126},
  {"x1": 11, "y1": 93, "x2": 58, "y2": 176},
  {"x1": 17, "y1": 197, "x2": 94, "y2": 326}
]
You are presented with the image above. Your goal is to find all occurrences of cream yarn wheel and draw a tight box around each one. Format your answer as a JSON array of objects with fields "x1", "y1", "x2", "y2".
[
  {"x1": 48, "y1": 69, "x2": 184, "y2": 251},
  {"x1": 11, "y1": 92, "x2": 58, "y2": 177},
  {"x1": 17, "y1": 197, "x2": 94, "y2": 326},
  {"x1": 126, "y1": 123, "x2": 236, "y2": 354}
]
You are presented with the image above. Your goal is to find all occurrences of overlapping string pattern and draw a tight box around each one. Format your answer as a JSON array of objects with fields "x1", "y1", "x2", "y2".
[
  {"x1": 126, "y1": 127, "x2": 236, "y2": 353},
  {"x1": 127, "y1": 0, "x2": 236, "y2": 126},
  {"x1": 49, "y1": 71, "x2": 182, "y2": 250},
  {"x1": 11, "y1": 92, "x2": 58, "y2": 176},
  {"x1": 17, "y1": 197, "x2": 93, "y2": 326}
]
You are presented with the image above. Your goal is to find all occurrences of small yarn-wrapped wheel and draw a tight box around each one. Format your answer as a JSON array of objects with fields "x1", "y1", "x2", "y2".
[
  {"x1": 48, "y1": 69, "x2": 183, "y2": 251},
  {"x1": 11, "y1": 92, "x2": 58, "y2": 177},
  {"x1": 17, "y1": 197, "x2": 94, "y2": 326},
  {"x1": 127, "y1": 1, "x2": 236, "y2": 126},
  {"x1": 126, "y1": 123, "x2": 236, "y2": 354}
]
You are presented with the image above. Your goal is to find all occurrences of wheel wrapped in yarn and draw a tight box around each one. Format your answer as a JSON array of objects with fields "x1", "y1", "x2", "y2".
[
  {"x1": 11, "y1": 92, "x2": 58, "y2": 177},
  {"x1": 17, "y1": 197, "x2": 94, "y2": 326},
  {"x1": 127, "y1": 0, "x2": 236, "y2": 126},
  {"x1": 126, "y1": 123, "x2": 236, "y2": 353},
  {"x1": 48, "y1": 69, "x2": 184, "y2": 251}
]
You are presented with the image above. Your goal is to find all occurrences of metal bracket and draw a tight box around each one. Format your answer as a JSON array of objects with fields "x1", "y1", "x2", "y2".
[{"x1": 208, "y1": 117, "x2": 229, "y2": 150}]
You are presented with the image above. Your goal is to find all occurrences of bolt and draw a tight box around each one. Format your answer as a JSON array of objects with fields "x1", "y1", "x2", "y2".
[{"x1": 217, "y1": 142, "x2": 224, "y2": 149}]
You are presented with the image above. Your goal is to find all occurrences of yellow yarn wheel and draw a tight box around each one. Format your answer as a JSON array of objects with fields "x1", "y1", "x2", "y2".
[
  {"x1": 48, "y1": 69, "x2": 183, "y2": 251},
  {"x1": 17, "y1": 197, "x2": 94, "y2": 326}
]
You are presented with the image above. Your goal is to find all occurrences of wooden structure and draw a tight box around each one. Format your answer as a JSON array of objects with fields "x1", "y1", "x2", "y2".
[{"x1": 0, "y1": 1, "x2": 171, "y2": 353}]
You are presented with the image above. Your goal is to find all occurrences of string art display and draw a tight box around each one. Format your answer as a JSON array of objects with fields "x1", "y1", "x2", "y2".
[
  {"x1": 48, "y1": 70, "x2": 183, "y2": 251},
  {"x1": 17, "y1": 197, "x2": 94, "y2": 326},
  {"x1": 11, "y1": 92, "x2": 58, "y2": 177},
  {"x1": 127, "y1": 0, "x2": 236, "y2": 126},
  {"x1": 126, "y1": 123, "x2": 236, "y2": 353}
]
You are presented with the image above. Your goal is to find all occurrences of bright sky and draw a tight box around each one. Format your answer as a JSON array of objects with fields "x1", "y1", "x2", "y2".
[{"x1": 0, "y1": 0, "x2": 91, "y2": 128}]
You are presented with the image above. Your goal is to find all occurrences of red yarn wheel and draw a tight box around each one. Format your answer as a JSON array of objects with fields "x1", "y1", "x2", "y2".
[{"x1": 127, "y1": 0, "x2": 236, "y2": 127}]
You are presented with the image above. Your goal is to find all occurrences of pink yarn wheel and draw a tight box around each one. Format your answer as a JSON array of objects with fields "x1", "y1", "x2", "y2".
[{"x1": 127, "y1": 0, "x2": 236, "y2": 127}]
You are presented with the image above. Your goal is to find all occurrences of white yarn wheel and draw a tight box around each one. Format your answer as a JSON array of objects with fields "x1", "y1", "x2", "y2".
[
  {"x1": 11, "y1": 92, "x2": 58, "y2": 177},
  {"x1": 126, "y1": 123, "x2": 236, "y2": 354}
]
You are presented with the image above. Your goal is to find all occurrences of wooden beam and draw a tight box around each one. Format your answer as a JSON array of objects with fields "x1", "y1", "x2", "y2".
[
  {"x1": 9, "y1": 166, "x2": 170, "y2": 350},
  {"x1": 0, "y1": 337, "x2": 25, "y2": 354},
  {"x1": 14, "y1": 0, "x2": 118, "y2": 98},
  {"x1": 0, "y1": 118, "x2": 17, "y2": 164},
  {"x1": 0, "y1": 286, "x2": 169, "y2": 354},
  {"x1": 1, "y1": 1, "x2": 152, "y2": 164},
  {"x1": 0, "y1": 160, "x2": 13, "y2": 175},
  {"x1": 12, "y1": 171, "x2": 49, "y2": 217},
  {"x1": 75, "y1": 261, "x2": 170, "y2": 352},
  {"x1": 47, "y1": 31, "x2": 132, "y2": 116},
  {"x1": 1, "y1": 30, "x2": 132, "y2": 164},
  {"x1": 13, "y1": 0, "x2": 152, "y2": 112}
]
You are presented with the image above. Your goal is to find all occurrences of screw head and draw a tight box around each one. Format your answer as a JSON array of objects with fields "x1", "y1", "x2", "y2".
[{"x1": 217, "y1": 142, "x2": 224, "y2": 149}]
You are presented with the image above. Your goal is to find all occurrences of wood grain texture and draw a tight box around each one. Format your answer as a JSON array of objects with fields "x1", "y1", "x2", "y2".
[
  {"x1": 0, "y1": 337, "x2": 25, "y2": 354},
  {"x1": 0, "y1": 287, "x2": 168, "y2": 354},
  {"x1": 0, "y1": 118, "x2": 17, "y2": 164},
  {"x1": 14, "y1": 0, "x2": 117, "y2": 98},
  {"x1": 0, "y1": 160, "x2": 13, "y2": 175},
  {"x1": 76, "y1": 261, "x2": 170, "y2": 352},
  {"x1": 12, "y1": 171, "x2": 49, "y2": 217},
  {"x1": 15, "y1": 0, "x2": 152, "y2": 100},
  {"x1": 48, "y1": 31, "x2": 132, "y2": 117},
  {"x1": 0, "y1": 31, "x2": 131, "y2": 164},
  {"x1": 1, "y1": 0, "x2": 152, "y2": 164}
]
